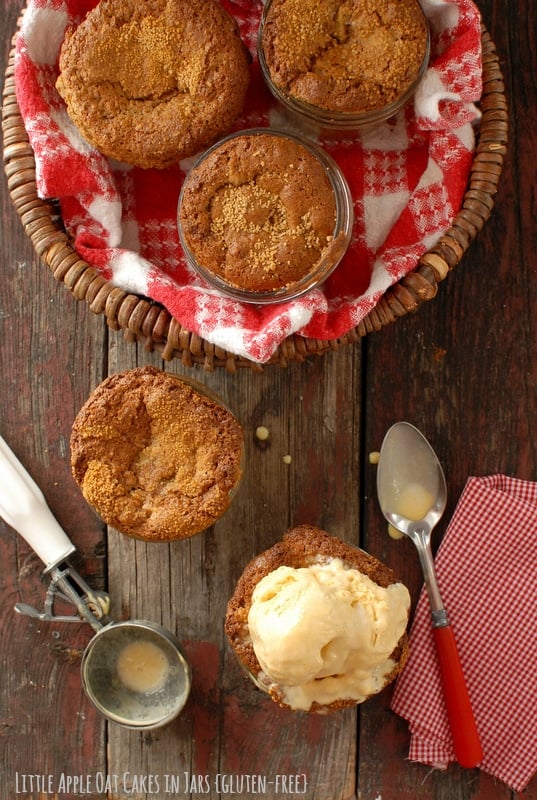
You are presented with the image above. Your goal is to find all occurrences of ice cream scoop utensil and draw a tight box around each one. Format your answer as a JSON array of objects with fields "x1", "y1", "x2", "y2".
[
  {"x1": 0, "y1": 434, "x2": 191, "y2": 728},
  {"x1": 376, "y1": 422, "x2": 482, "y2": 768},
  {"x1": 0, "y1": 433, "x2": 109, "y2": 626}
]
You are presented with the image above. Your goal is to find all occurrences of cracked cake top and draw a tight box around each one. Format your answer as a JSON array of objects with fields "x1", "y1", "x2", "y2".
[{"x1": 260, "y1": 0, "x2": 428, "y2": 114}]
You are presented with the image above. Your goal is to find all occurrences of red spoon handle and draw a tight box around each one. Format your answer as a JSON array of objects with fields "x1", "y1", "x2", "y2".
[{"x1": 432, "y1": 624, "x2": 483, "y2": 768}]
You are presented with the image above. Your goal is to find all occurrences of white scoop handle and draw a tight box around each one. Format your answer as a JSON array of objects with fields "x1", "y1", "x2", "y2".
[{"x1": 0, "y1": 435, "x2": 75, "y2": 570}]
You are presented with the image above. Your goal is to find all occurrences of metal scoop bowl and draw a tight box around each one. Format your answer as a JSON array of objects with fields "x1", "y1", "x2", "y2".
[
  {"x1": 377, "y1": 422, "x2": 482, "y2": 768},
  {"x1": 0, "y1": 434, "x2": 191, "y2": 729},
  {"x1": 81, "y1": 619, "x2": 191, "y2": 729}
]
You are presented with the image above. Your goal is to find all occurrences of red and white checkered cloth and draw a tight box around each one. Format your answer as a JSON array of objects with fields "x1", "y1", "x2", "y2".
[
  {"x1": 391, "y1": 475, "x2": 537, "y2": 792},
  {"x1": 14, "y1": 0, "x2": 483, "y2": 363}
]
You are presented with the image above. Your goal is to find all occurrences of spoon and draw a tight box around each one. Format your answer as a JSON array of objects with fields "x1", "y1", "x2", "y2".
[
  {"x1": 0, "y1": 434, "x2": 191, "y2": 729},
  {"x1": 377, "y1": 421, "x2": 482, "y2": 769}
]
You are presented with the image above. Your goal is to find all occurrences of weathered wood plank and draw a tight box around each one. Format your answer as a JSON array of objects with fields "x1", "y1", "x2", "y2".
[
  {"x1": 358, "y1": 2, "x2": 537, "y2": 796},
  {"x1": 0, "y1": 151, "x2": 108, "y2": 800},
  {"x1": 105, "y1": 340, "x2": 361, "y2": 799}
]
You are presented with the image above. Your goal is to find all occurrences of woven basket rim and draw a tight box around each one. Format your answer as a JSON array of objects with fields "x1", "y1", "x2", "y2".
[{"x1": 2, "y1": 21, "x2": 508, "y2": 371}]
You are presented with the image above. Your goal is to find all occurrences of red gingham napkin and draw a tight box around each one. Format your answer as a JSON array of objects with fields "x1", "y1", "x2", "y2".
[
  {"x1": 391, "y1": 475, "x2": 537, "y2": 792},
  {"x1": 14, "y1": 0, "x2": 482, "y2": 363}
]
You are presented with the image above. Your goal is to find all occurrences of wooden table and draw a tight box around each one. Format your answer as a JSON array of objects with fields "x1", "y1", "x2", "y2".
[{"x1": 1, "y1": 1, "x2": 535, "y2": 798}]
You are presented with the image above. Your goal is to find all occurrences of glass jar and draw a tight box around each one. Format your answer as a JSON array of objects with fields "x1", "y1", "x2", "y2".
[
  {"x1": 258, "y1": 0, "x2": 431, "y2": 139},
  {"x1": 177, "y1": 128, "x2": 353, "y2": 305}
]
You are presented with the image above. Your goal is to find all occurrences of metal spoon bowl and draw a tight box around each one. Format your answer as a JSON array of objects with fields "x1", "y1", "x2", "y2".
[
  {"x1": 377, "y1": 421, "x2": 448, "y2": 624},
  {"x1": 377, "y1": 422, "x2": 482, "y2": 769}
]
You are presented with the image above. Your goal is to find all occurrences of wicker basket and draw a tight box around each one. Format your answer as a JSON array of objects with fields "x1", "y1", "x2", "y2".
[{"x1": 2, "y1": 25, "x2": 507, "y2": 372}]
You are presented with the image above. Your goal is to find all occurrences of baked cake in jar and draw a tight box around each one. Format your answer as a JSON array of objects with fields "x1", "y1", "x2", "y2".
[
  {"x1": 70, "y1": 366, "x2": 243, "y2": 541},
  {"x1": 225, "y1": 525, "x2": 411, "y2": 712},
  {"x1": 56, "y1": 0, "x2": 251, "y2": 168},
  {"x1": 259, "y1": 0, "x2": 429, "y2": 131}
]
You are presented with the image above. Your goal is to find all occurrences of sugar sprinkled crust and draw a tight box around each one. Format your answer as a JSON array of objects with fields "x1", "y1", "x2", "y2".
[
  {"x1": 70, "y1": 366, "x2": 243, "y2": 541},
  {"x1": 179, "y1": 133, "x2": 338, "y2": 292},
  {"x1": 261, "y1": 0, "x2": 428, "y2": 113},
  {"x1": 56, "y1": 0, "x2": 250, "y2": 168},
  {"x1": 225, "y1": 524, "x2": 410, "y2": 712}
]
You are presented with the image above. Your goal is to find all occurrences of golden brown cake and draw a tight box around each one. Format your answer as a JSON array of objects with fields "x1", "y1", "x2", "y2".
[
  {"x1": 70, "y1": 367, "x2": 243, "y2": 541},
  {"x1": 225, "y1": 525, "x2": 410, "y2": 712},
  {"x1": 56, "y1": 0, "x2": 251, "y2": 168},
  {"x1": 178, "y1": 131, "x2": 342, "y2": 294},
  {"x1": 260, "y1": 0, "x2": 428, "y2": 114}
]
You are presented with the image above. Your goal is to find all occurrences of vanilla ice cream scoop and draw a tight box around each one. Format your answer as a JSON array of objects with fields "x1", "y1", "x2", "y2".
[{"x1": 247, "y1": 558, "x2": 410, "y2": 710}]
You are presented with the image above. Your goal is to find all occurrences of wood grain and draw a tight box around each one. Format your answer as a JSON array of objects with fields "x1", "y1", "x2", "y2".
[
  {"x1": 1, "y1": 0, "x2": 536, "y2": 798},
  {"x1": 104, "y1": 341, "x2": 360, "y2": 800}
]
